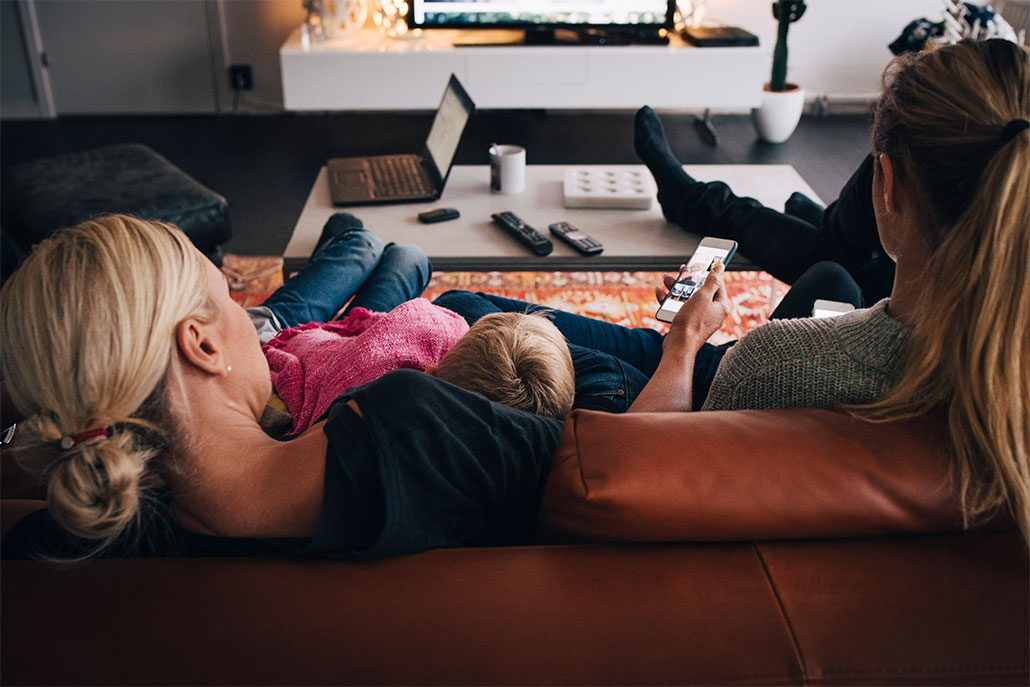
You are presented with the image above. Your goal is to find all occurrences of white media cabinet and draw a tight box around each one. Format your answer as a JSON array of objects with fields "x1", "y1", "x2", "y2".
[{"x1": 280, "y1": 27, "x2": 763, "y2": 111}]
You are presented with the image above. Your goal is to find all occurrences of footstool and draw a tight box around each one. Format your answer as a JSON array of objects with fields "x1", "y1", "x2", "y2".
[{"x1": 1, "y1": 144, "x2": 232, "y2": 273}]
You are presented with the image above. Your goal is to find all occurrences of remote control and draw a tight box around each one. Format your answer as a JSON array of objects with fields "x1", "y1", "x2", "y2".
[
  {"x1": 549, "y1": 222, "x2": 604, "y2": 256},
  {"x1": 491, "y1": 211, "x2": 553, "y2": 256}
]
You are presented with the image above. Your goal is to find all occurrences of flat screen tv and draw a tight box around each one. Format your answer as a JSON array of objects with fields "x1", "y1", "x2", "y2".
[{"x1": 409, "y1": 0, "x2": 674, "y2": 44}]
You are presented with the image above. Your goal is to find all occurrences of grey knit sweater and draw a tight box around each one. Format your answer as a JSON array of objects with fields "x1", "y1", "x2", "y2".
[{"x1": 701, "y1": 299, "x2": 912, "y2": 412}]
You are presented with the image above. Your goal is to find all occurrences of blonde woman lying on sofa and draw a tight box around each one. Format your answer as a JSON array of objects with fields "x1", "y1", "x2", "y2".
[
  {"x1": 437, "y1": 39, "x2": 1030, "y2": 545},
  {"x1": 0, "y1": 214, "x2": 569, "y2": 560}
]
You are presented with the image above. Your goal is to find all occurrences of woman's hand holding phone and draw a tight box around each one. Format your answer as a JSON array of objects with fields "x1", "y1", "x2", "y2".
[
  {"x1": 659, "y1": 260, "x2": 731, "y2": 356},
  {"x1": 628, "y1": 262, "x2": 730, "y2": 414}
]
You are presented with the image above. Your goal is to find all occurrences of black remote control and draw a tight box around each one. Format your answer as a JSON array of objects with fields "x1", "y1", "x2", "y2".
[
  {"x1": 491, "y1": 211, "x2": 553, "y2": 256},
  {"x1": 549, "y1": 222, "x2": 604, "y2": 256}
]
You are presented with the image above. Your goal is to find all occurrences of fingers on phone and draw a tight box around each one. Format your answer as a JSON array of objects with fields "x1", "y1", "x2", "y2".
[{"x1": 701, "y1": 268, "x2": 720, "y2": 291}]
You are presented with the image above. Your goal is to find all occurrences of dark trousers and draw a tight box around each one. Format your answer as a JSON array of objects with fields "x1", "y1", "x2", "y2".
[{"x1": 663, "y1": 154, "x2": 895, "y2": 304}]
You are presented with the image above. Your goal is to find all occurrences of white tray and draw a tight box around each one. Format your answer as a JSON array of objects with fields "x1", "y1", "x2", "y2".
[{"x1": 563, "y1": 166, "x2": 655, "y2": 209}]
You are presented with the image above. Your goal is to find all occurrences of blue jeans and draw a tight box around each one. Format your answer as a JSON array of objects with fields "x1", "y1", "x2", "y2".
[
  {"x1": 433, "y1": 290, "x2": 662, "y2": 412},
  {"x1": 260, "y1": 227, "x2": 431, "y2": 330}
]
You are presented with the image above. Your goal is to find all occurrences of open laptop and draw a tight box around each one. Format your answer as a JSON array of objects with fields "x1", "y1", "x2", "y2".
[{"x1": 327, "y1": 74, "x2": 476, "y2": 206}]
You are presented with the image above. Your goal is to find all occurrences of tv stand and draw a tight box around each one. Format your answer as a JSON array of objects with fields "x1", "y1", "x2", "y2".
[
  {"x1": 520, "y1": 26, "x2": 669, "y2": 46},
  {"x1": 280, "y1": 27, "x2": 762, "y2": 111}
]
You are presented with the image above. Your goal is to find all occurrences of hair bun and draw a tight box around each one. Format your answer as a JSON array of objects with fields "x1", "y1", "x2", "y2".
[{"x1": 59, "y1": 427, "x2": 110, "y2": 451}]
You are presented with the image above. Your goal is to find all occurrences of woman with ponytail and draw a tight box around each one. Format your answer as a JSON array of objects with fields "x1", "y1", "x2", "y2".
[
  {"x1": 1, "y1": 215, "x2": 561, "y2": 559},
  {"x1": 857, "y1": 39, "x2": 1030, "y2": 542},
  {"x1": 634, "y1": 38, "x2": 1029, "y2": 543}
]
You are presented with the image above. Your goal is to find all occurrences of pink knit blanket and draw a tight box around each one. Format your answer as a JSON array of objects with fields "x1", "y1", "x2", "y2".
[{"x1": 263, "y1": 299, "x2": 470, "y2": 434}]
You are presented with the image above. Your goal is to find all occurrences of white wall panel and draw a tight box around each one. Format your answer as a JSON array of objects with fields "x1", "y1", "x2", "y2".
[
  {"x1": 709, "y1": 0, "x2": 943, "y2": 100},
  {"x1": 34, "y1": 0, "x2": 216, "y2": 114}
]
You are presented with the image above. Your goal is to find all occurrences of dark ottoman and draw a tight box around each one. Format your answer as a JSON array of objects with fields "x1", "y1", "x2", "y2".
[{"x1": 1, "y1": 144, "x2": 231, "y2": 276}]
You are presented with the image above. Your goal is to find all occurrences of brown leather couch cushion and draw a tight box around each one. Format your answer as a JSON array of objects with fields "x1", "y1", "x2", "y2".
[
  {"x1": 539, "y1": 407, "x2": 975, "y2": 542},
  {"x1": 3, "y1": 534, "x2": 1027, "y2": 686}
]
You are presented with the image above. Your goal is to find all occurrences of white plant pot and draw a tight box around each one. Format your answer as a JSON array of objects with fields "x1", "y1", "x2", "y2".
[{"x1": 751, "y1": 84, "x2": 805, "y2": 144}]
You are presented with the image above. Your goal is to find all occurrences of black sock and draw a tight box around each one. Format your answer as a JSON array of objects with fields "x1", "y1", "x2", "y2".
[
  {"x1": 633, "y1": 106, "x2": 697, "y2": 223},
  {"x1": 784, "y1": 191, "x2": 826, "y2": 227}
]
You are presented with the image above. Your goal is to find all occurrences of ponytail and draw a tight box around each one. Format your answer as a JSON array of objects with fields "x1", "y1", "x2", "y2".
[{"x1": 859, "y1": 39, "x2": 1030, "y2": 543}]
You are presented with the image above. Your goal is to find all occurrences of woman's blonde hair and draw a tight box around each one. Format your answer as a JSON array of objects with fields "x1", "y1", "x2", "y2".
[
  {"x1": 861, "y1": 39, "x2": 1030, "y2": 542},
  {"x1": 435, "y1": 312, "x2": 576, "y2": 420},
  {"x1": 0, "y1": 214, "x2": 215, "y2": 550}
]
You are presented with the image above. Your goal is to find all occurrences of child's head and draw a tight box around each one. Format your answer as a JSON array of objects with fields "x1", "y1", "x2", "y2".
[{"x1": 432, "y1": 312, "x2": 575, "y2": 420}]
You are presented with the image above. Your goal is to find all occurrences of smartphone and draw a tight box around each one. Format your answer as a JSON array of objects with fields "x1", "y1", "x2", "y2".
[
  {"x1": 811, "y1": 299, "x2": 856, "y2": 319},
  {"x1": 655, "y1": 237, "x2": 737, "y2": 323}
]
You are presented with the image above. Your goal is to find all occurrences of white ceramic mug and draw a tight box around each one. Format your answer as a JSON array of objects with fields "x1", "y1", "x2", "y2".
[{"x1": 489, "y1": 144, "x2": 526, "y2": 194}]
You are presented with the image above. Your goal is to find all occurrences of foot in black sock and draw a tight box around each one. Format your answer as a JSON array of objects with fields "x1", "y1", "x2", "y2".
[
  {"x1": 784, "y1": 191, "x2": 826, "y2": 227},
  {"x1": 314, "y1": 212, "x2": 365, "y2": 258},
  {"x1": 633, "y1": 106, "x2": 696, "y2": 222}
]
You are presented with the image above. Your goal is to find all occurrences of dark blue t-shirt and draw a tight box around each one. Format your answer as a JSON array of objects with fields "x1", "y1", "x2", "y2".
[{"x1": 2, "y1": 371, "x2": 563, "y2": 560}]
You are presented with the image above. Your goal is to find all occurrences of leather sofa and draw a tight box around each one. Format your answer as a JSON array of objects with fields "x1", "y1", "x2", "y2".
[{"x1": 2, "y1": 407, "x2": 1027, "y2": 685}]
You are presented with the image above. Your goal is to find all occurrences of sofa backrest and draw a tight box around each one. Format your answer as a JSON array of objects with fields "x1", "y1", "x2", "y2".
[{"x1": 539, "y1": 407, "x2": 1002, "y2": 542}]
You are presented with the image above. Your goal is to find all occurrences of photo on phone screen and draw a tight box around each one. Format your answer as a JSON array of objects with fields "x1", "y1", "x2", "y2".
[{"x1": 656, "y1": 238, "x2": 737, "y2": 323}]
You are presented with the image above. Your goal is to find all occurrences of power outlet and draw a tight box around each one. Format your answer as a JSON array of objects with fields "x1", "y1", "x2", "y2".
[{"x1": 229, "y1": 64, "x2": 254, "y2": 91}]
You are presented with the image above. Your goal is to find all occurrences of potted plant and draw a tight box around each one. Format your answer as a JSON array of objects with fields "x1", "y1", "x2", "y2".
[{"x1": 752, "y1": 0, "x2": 807, "y2": 143}]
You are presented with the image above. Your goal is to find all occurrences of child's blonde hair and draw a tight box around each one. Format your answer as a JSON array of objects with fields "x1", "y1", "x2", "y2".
[{"x1": 434, "y1": 312, "x2": 575, "y2": 420}]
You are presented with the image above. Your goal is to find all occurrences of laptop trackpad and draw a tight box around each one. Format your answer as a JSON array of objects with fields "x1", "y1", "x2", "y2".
[{"x1": 330, "y1": 167, "x2": 373, "y2": 201}]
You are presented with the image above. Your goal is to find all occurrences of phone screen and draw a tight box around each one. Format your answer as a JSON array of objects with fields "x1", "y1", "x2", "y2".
[{"x1": 656, "y1": 244, "x2": 733, "y2": 321}]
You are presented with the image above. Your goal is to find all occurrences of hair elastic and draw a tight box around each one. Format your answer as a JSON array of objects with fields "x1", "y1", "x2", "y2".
[
  {"x1": 60, "y1": 427, "x2": 109, "y2": 451},
  {"x1": 1000, "y1": 119, "x2": 1029, "y2": 144}
]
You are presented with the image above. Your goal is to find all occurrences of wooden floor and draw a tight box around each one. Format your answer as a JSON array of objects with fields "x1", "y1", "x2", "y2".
[{"x1": 0, "y1": 111, "x2": 873, "y2": 256}]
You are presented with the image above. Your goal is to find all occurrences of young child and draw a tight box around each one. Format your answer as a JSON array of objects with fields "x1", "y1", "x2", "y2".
[
  {"x1": 429, "y1": 311, "x2": 575, "y2": 421},
  {"x1": 261, "y1": 299, "x2": 575, "y2": 435}
]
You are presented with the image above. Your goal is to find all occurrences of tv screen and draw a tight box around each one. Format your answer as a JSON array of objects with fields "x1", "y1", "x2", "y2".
[{"x1": 411, "y1": 0, "x2": 672, "y2": 30}]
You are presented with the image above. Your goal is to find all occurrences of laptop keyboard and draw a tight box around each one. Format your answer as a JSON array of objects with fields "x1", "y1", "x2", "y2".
[{"x1": 369, "y1": 156, "x2": 429, "y2": 198}]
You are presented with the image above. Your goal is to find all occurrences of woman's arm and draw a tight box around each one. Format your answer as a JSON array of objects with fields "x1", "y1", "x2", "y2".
[{"x1": 628, "y1": 263, "x2": 731, "y2": 413}]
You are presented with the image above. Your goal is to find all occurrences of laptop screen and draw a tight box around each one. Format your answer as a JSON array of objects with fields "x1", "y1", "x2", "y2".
[{"x1": 424, "y1": 76, "x2": 475, "y2": 179}]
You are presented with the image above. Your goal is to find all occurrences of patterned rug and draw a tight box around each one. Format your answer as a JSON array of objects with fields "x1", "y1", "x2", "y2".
[{"x1": 223, "y1": 255, "x2": 787, "y2": 345}]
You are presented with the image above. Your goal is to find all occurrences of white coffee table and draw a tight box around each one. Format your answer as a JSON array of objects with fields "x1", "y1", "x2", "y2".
[{"x1": 285, "y1": 164, "x2": 823, "y2": 272}]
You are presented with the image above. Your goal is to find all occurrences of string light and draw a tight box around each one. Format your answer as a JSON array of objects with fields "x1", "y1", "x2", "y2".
[{"x1": 374, "y1": 0, "x2": 410, "y2": 38}]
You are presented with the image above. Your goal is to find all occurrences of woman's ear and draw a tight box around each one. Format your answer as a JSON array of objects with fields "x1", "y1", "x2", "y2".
[
  {"x1": 176, "y1": 318, "x2": 229, "y2": 377},
  {"x1": 879, "y1": 152, "x2": 897, "y2": 214}
]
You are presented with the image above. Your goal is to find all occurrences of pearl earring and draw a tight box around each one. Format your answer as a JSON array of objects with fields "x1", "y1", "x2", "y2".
[{"x1": 226, "y1": 365, "x2": 232, "y2": 373}]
